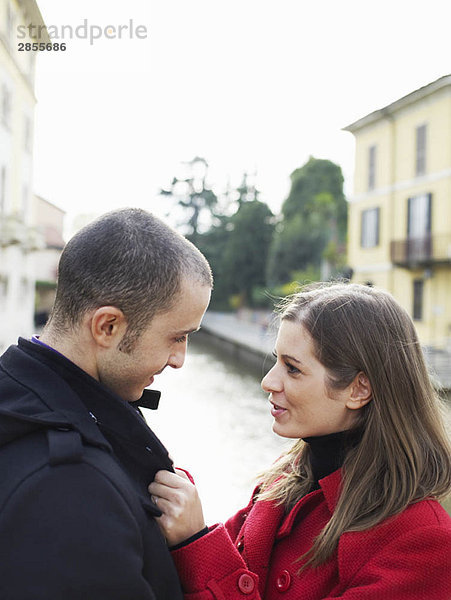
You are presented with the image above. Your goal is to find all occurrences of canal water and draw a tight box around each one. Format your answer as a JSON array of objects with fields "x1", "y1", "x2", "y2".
[
  {"x1": 143, "y1": 334, "x2": 290, "y2": 524},
  {"x1": 144, "y1": 334, "x2": 451, "y2": 524}
]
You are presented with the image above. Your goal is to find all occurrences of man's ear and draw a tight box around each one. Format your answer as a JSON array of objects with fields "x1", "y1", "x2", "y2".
[
  {"x1": 345, "y1": 371, "x2": 372, "y2": 410},
  {"x1": 90, "y1": 307, "x2": 127, "y2": 348}
]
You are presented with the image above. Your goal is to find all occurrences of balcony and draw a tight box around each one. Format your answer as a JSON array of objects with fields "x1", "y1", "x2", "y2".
[
  {"x1": 0, "y1": 214, "x2": 44, "y2": 252},
  {"x1": 390, "y1": 234, "x2": 451, "y2": 268}
]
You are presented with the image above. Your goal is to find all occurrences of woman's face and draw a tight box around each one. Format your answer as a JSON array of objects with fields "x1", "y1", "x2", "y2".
[{"x1": 261, "y1": 320, "x2": 359, "y2": 439}]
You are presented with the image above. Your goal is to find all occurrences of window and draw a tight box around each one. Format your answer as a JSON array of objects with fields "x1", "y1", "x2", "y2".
[
  {"x1": 2, "y1": 85, "x2": 11, "y2": 128},
  {"x1": 416, "y1": 124, "x2": 427, "y2": 176},
  {"x1": 368, "y1": 145, "x2": 376, "y2": 190},
  {"x1": 361, "y1": 207, "x2": 380, "y2": 248},
  {"x1": 413, "y1": 279, "x2": 424, "y2": 321},
  {"x1": 22, "y1": 185, "x2": 29, "y2": 218},
  {"x1": 406, "y1": 194, "x2": 432, "y2": 262},
  {"x1": 0, "y1": 166, "x2": 6, "y2": 214},
  {"x1": 0, "y1": 276, "x2": 8, "y2": 311},
  {"x1": 24, "y1": 116, "x2": 32, "y2": 152},
  {"x1": 6, "y1": 3, "x2": 14, "y2": 46},
  {"x1": 407, "y1": 193, "x2": 431, "y2": 239}
]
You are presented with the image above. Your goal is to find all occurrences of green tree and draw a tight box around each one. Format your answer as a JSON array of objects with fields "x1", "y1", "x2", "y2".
[
  {"x1": 267, "y1": 157, "x2": 347, "y2": 285},
  {"x1": 222, "y1": 200, "x2": 275, "y2": 306},
  {"x1": 195, "y1": 216, "x2": 232, "y2": 309},
  {"x1": 160, "y1": 156, "x2": 218, "y2": 244}
]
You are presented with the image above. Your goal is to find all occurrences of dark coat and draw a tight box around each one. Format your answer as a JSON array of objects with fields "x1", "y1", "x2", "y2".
[
  {"x1": 172, "y1": 469, "x2": 451, "y2": 599},
  {"x1": 0, "y1": 339, "x2": 184, "y2": 600}
]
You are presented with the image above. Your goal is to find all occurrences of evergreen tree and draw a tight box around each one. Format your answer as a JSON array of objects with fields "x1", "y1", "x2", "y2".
[{"x1": 160, "y1": 156, "x2": 218, "y2": 244}]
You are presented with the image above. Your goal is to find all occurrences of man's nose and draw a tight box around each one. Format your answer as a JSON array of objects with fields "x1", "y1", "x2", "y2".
[{"x1": 167, "y1": 344, "x2": 187, "y2": 369}]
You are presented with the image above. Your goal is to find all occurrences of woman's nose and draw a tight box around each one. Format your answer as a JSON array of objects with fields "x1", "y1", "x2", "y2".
[{"x1": 261, "y1": 364, "x2": 282, "y2": 393}]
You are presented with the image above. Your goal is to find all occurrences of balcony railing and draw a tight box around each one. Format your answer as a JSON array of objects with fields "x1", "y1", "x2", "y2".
[{"x1": 390, "y1": 234, "x2": 451, "y2": 267}]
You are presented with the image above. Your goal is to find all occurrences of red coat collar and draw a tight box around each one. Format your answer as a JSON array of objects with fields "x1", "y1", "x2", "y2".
[{"x1": 277, "y1": 468, "x2": 342, "y2": 539}]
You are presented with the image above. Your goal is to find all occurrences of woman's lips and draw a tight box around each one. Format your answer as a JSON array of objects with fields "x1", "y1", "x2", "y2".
[{"x1": 270, "y1": 402, "x2": 287, "y2": 418}]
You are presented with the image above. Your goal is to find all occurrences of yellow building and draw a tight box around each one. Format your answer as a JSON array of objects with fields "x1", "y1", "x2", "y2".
[
  {"x1": 0, "y1": 0, "x2": 48, "y2": 351},
  {"x1": 345, "y1": 75, "x2": 451, "y2": 368}
]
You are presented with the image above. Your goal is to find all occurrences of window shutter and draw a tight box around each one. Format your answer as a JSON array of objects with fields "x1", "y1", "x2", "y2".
[
  {"x1": 375, "y1": 207, "x2": 380, "y2": 245},
  {"x1": 407, "y1": 197, "x2": 412, "y2": 237}
]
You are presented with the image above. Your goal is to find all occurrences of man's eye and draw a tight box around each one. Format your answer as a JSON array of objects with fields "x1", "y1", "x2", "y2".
[{"x1": 175, "y1": 335, "x2": 187, "y2": 343}]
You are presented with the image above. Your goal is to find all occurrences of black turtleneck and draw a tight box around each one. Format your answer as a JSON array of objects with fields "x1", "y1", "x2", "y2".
[{"x1": 302, "y1": 428, "x2": 362, "y2": 491}]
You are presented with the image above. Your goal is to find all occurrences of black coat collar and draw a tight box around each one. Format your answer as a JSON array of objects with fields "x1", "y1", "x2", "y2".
[
  {"x1": 1, "y1": 340, "x2": 109, "y2": 450},
  {"x1": 1, "y1": 340, "x2": 173, "y2": 479}
]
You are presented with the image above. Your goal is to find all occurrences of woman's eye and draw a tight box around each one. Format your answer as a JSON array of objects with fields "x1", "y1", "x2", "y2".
[
  {"x1": 273, "y1": 351, "x2": 301, "y2": 375},
  {"x1": 175, "y1": 335, "x2": 187, "y2": 343},
  {"x1": 285, "y1": 362, "x2": 300, "y2": 374}
]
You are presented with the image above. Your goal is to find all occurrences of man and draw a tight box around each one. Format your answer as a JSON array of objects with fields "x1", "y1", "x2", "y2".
[{"x1": 0, "y1": 208, "x2": 212, "y2": 599}]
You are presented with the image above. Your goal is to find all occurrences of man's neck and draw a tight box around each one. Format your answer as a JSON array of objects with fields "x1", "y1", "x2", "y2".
[{"x1": 39, "y1": 328, "x2": 99, "y2": 381}]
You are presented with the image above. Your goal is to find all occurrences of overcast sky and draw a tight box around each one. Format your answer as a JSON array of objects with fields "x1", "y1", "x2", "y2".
[{"x1": 32, "y1": 0, "x2": 451, "y2": 232}]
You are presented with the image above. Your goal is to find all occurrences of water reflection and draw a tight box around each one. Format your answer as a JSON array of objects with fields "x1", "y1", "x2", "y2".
[{"x1": 143, "y1": 334, "x2": 290, "y2": 524}]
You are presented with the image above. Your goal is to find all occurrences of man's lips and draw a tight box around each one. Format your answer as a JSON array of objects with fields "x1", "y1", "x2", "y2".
[{"x1": 148, "y1": 368, "x2": 165, "y2": 386}]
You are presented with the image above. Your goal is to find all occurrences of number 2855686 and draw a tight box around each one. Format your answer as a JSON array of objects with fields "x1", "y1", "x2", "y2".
[{"x1": 18, "y1": 42, "x2": 67, "y2": 51}]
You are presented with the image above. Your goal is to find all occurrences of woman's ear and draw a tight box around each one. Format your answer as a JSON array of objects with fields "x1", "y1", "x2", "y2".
[
  {"x1": 90, "y1": 306, "x2": 127, "y2": 348},
  {"x1": 346, "y1": 371, "x2": 372, "y2": 410}
]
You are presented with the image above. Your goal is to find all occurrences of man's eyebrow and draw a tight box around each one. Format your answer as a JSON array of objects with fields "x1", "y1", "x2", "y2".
[{"x1": 173, "y1": 326, "x2": 201, "y2": 336}]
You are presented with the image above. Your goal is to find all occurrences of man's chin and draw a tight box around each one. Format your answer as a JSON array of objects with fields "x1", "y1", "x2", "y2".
[
  {"x1": 127, "y1": 391, "x2": 144, "y2": 403},
  {"x1": 119, "y1": 388, "x2": 144, "y2": 403}
]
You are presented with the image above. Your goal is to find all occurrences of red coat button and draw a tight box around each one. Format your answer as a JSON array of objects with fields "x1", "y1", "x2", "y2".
[
  {"x1": 275, "y1": 570, "x2": 291, "y2": 592},
  {"x1": 238, "y1": 573, "x2": 255, "y2": 594}
]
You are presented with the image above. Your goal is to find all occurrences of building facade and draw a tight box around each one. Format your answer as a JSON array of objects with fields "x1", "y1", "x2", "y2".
[
  {"x1": 0, "y1": 0, "x2": 47, "y2": 352},
  {"x1": 345, "y1": 76, "x2": 451, "y2": 370},
  {"x1": 32, "y1": 194, "x2": 65, "y2": 328}
]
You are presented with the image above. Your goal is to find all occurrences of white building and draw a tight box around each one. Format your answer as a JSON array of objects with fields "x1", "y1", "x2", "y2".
[
  {"x1": 33, "y1": 194, "x2": 65, "y2": 328},
  {"x1": 0, "y1": 0, "x2": 48, "y2": 352}
]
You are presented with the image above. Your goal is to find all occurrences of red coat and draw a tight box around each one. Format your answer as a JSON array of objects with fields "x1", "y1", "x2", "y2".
[{"x1": 172, "y1": 469, "x2": 451, "y2": 599}]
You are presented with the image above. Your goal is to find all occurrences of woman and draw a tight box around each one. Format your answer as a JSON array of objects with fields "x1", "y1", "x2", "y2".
[{"x1": 149, "y1": 283, "x2": 451, "y2": 599}]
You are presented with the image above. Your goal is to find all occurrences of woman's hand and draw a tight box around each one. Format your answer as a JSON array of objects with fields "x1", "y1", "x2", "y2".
[{"x1": 148, "y1": 468, "x2": 206, "y2": 547}]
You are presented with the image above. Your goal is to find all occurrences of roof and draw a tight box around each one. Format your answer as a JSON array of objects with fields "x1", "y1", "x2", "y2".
[
  {"x1": 343, "y1": 74, "x2": 451, "y2": 133},
  {"x1": 34, "y1": 195, "x2": 66, "y2": 215}
]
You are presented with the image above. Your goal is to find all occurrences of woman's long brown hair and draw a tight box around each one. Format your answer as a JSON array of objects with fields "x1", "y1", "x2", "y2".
[{"x1": 257, "y1": 283, "x2": 451, "y2": 569}]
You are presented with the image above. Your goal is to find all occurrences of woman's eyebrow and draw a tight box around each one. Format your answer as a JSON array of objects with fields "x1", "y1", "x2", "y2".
[
  {"x1": 273, "y1": 350, "x2": 303, "y2": 365},
  {"x1": 281, "y1": 354, "x2": 303, "y2": 365}
]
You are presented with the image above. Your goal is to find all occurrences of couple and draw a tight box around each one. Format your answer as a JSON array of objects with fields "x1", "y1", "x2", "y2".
[{"x1": 0, "y1": 208, "x2": 449, "y2": 599}]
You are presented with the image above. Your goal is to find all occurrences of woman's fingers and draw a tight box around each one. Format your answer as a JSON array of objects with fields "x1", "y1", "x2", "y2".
[
  {"x1": 148, "y1": 480, "x2": 174, "y2": 501},
  {"x1": 148, "y1": 469, "x2": 206, "y2": 546},
  {"x1": 174, "y1": 467, "x2": 194, "y2": 483},
  {"x1": 154, "y1": 469, "x2": 184, "y2": 487}
]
